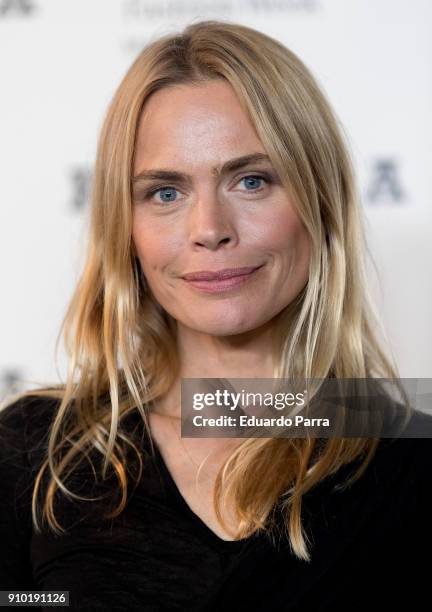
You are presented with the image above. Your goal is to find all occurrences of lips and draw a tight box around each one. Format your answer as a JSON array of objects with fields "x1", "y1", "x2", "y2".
[{"x1": 182, "y1": 266, "x2": 262, "y2": 281}]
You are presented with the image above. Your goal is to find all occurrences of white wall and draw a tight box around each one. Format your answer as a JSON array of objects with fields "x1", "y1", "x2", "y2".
[{"x1": 1, "y1": 0, "x2": 431, "y2": 400}]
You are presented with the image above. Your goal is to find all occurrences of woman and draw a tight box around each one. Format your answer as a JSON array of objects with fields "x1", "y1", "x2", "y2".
[{"x1": 0, "y1": 19, "x2": 430, "y2": 611}]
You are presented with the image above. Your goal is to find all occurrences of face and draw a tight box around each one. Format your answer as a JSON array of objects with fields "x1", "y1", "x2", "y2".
[{"x1": 132, "y1": 79, "x2": 310, "y2": 337}]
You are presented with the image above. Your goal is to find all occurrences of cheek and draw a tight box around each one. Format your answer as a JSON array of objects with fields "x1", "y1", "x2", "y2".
[
  {"x1": 259, "y1": 208, "x2": 309, "y2": 255},
  {"x1": 270, "y1": 214, "x2": 311, "y2": 284},
  {"x1": 289, "y1": 223, "x2": 311, "y2": 276},
  {"x1": 132, "y1": 219, "x2": 157, "y2": 273},
  {"x1": 132, "y1": 218, "x2": 182, "y2": 275}
]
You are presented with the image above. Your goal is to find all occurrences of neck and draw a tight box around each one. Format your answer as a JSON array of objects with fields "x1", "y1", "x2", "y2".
[{"x1": 153, "y1": 319, "x2": 277, "y2": 418}]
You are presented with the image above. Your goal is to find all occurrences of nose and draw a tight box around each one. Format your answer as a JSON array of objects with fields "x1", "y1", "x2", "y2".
[{"x1": 188, "y1": 187, "x2": 237, "y2": 250}]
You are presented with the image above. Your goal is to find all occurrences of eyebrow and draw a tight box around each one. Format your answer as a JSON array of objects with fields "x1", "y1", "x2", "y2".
[{"x1": 132, "y1": 153, "x2": 272, "y2": 187}]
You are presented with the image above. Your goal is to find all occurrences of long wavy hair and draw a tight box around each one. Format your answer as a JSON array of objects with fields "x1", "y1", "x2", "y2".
[{"x1": 2, "y1": 19, "x2": 408, "y2": 561}]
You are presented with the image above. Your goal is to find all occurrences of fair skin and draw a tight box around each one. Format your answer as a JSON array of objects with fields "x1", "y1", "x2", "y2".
[{"x1": 132, "y1": 79, "x2": 311, "y2": 539}]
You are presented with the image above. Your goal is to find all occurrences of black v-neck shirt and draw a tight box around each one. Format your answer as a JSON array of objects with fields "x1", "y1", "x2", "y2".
[{"x1": 1, "y1": 395, "x2": 431, "y2": 611}]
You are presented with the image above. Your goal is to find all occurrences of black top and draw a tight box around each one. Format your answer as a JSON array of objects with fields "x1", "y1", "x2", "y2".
[{"x1": 0, "y1": 395, "x2": 431, "y2": 611}]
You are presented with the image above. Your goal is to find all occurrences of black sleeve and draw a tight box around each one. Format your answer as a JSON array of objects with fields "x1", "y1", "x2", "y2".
[{"x1": 0, "y1": 398, "x2": 37, "y2": 588}]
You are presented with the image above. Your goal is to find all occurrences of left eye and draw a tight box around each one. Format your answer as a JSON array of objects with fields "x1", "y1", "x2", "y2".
[{"x1": 240, "y1": 175, "x2": 268, "y2": 190}]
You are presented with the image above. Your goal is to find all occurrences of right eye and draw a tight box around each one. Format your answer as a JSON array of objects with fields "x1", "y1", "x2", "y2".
[{"x1": 143, "y1": 185, "x2": 181, "y2": 205}]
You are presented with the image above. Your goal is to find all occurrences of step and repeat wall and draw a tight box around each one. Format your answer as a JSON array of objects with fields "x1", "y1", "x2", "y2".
[{"x1": 0, "y1": 0, "x2": 431, "y2": 399}]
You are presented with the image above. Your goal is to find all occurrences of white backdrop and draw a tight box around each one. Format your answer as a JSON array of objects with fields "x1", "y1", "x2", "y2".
[{"x1": 1, "y1": 0, "x2": 431, "y2": 401}]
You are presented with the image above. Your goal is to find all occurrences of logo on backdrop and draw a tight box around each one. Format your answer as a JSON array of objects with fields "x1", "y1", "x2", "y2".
[
  {"x1": 0, "y1": 368, "x2": 25, "y2": 400},
  {"x1": 366, "y1": 158, "x2": 406, "y2": 204},
  {"x1": 0, "y1": 0, "x2": 35, "y2": 16},
  {"x1": 69, "y1": 166, "x2": 93, "y2": 212},
  {"x1": 70, "y1": 158, "x2": 407, "y2": 211},
  {"x1": 122, "y1": 0, "x2": 319, "y2": 20}
]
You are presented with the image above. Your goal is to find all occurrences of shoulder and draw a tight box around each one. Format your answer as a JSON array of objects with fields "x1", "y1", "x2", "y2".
[
  {"x1": 0, "y1": 392, "x2": 61, "y2": 423},
  {"x1": 0, "y1": 393, "x2": 61, "y2": 435},
  {"x1": 0, "y1": 394, "x2": 61, "y2": 538},
  {"x1": 374, "y1": 409, "x2": 432, "y2": 473},
  {"x1": 348, "y1": 418, "x2": 432, "y2": 512},
  {"x1": 316, "y1": 413, "x2": 432, "y2": 507},
  {"x1": 0, "y1": 393, "x2": 62, "y2": 471}
]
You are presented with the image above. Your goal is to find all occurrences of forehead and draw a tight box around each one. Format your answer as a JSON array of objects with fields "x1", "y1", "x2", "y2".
[{"x1": 134, "y1": 80, "x2": 265, "y2": 170}]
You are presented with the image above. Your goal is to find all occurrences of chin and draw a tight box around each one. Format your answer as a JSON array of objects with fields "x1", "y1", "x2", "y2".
[{"x1": 183, "y1": 314, "x2": 263, "y2": 337}]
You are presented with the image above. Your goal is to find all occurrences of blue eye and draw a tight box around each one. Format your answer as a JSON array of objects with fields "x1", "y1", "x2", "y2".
[
  {"x1": 241, "y1": 175, "x2": 265, "y2": 190},
  {"x1": 144, "y1": 173, "x2": 271, "y2": 205},
  {"x1": 154, "y1": 186, "x2": 178, "y2": 203}
]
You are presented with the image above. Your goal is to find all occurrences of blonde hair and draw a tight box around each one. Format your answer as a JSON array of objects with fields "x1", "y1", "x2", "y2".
[{"x1": 2, "y1": 19, "x2": 408, "y2": 561}]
